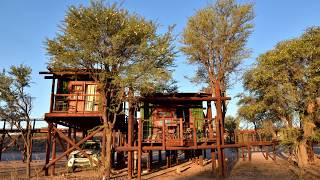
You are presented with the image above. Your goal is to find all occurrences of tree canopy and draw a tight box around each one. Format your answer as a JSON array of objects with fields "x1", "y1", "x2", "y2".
[
  {"x1": 45, "y1": 1, "x2": 176, "y2": 178},
  {"x1": 181, "y1": 0, "x2": 254, "y2": 91},
  {"x1": 238, "y1": 27, "x2": 320, "y2": 168},
  {"x1": 240, "y1": 27, "x2": 320, "y2": 128},
  {"x1": 46, "y1": 1, "x2": 176, "y2": 122},
  {"x1": 0, "y1": 64, "x2": 33, "y2": 177}
]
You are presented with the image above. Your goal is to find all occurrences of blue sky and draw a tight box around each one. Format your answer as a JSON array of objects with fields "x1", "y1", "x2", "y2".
[{"x1": 1, "y1": 0, "x2": 320, "y2": 118}]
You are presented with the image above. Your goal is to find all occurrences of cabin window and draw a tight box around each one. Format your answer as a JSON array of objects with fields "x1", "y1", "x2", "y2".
[
  {"x1": 71, "y1": 85, "x2": 83, "y2": 100},
  {"x1": 85, "y1": 84, "x2": 98, "y2": 111},
  {"x1": 158, "y1": 111, "x2": 172, "y2": 118}
]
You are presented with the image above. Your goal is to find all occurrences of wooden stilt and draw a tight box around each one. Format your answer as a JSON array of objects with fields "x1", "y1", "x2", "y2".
[
  {"x1": 175, "y1": 150, "x2": 179, "y2": 165},
  {"x1": 147, "y1": 151, "x2": 152, "y2": 172},
  {"x1": 211, "y1": 149, "x2": 216, "y2": 174},
  {"x1": 166, "y1": 150, "x2": 171, "y2": 168},
  {"x1": 266, "y1": 145, "x2": 269, "y2": 160},
  {"x1": 73, "y1": 128, "x2": 76, "y2": 143},
  {"x1": 158, "y1": 150, "x2": 162, "y2": 163},
  {"x1": 50, "y1": 125, "x2": 57, "y2": 175},
  {"x1": 223, "y1": 150, "x2": 227, "y2": 176},
  {"x1": 101, "y1": 126, "x2": 106, "y2": 164},
  {"x1": 273, "y1": 143, "x2": 276, "y2": 161},
  {"x1": 67, "y1": 127, "x2": 71, "y2": 151},
  {"x1": 242, "y1": 146, "x2": 245, "y2": 161},
  {"x1": 128, "y1": 105, "x2": 134, "y2": 179},
  {"x1": 30, "y1": 119, "x2": 36, "y2": 162},
  {"x1": 199, "y1": 154, "x2": 204, "y2": 166},
  {"x1": 248, "y1": 144, "x2": 251, "y2": 161},
  {"x1": 44, "y1": 123, "x2": 52, "y2": 176},
  {"x1": 0, "y1": 121, "x2": 6, "y2": 161},
  {"x1": 137, "y1": 119, "x2": 142, "y2": 180}
]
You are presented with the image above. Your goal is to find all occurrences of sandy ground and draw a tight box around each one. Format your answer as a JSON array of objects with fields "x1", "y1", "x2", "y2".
[
  {"x1": 147, "y1": 153, "x2": 299, "y2": 180},
  {"x1": 1, "y1": 152, "x2": 319, "y2": 180}
]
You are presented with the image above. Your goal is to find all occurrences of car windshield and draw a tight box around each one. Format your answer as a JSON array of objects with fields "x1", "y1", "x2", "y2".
[{"x1": 81, "y1": 142, "x2": 100, "y2": 150}]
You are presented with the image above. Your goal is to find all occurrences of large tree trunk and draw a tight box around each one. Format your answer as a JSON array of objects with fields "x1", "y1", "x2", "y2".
[
  {"x1": 297, "y1": 140, "x2": 308, "y2": 168},
  {"x1": 104, "y1": 127, "x2": 112, "y2": 180},
  {"x1": 26, "y1": 141, "x2": 31, "y2": 178},
  {"x1": 296, "y1": 120, "x2": 315, "y2": 169}
]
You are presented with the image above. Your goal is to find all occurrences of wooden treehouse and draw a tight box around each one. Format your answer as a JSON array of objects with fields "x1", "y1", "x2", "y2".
[
  {"x1": 39, "y1": 69, "x2": 127, "y2": 175},
  {"x1": 39, "y1": 69, "x2": 278, "y2": 179},
  {"x1": 140, "y1": 93, "x2": 217, "y2": 147}
]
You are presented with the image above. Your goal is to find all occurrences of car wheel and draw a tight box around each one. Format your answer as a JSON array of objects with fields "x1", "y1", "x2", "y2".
[{"x1": 67, "y1": 166, "x2": 76, "y2": 173}]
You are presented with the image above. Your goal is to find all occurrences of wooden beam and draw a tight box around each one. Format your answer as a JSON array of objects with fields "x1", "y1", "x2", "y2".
[
  {"x1": 44, "y1": 123, "x2": 52, "y2": 176},
  {"x1": 52, "y1": 126, "x2": 99, "y2": 166},
  {"x1": 41, "y1": 125, "x2": 104, "y2": 171},
  {"x1": 143, "y1": 96, "x2": 231, "y2": 102}
]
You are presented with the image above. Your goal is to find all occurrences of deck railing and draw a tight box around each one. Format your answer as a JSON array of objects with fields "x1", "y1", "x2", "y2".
[
  {"x1": 52, "y1": 94, "x2": 100, "y2": 113},
  {"x1": 141, "y1": 118, "x2": 216, "y2": 146}
]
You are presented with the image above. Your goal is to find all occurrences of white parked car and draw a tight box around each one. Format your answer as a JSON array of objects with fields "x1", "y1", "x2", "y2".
[{"x1": 67, "y1": 140, "x2": 100, "y2": 172}]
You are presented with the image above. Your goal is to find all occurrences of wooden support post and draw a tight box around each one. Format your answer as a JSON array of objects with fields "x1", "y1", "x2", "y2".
[
  {"x1": 185, "y1": 150, "x2": 189, "y2": 161},
  {"x1": 193, "y1": 123, "x2": 197, "y2": 147},
  {"x1": 236, "y1": 148, "x2": 239, "y2": 161},
  {"x1": 101, "y1": 126, "x2": 106, "y2": 164},
  {"x1": 30, "y1": 119, "x2": 36, "y2": 162},
  {"x1": 248, "y1": 144, "x2": 251, "y2": 161},
  {"x1": 162, "y1": 119, "x2": 166, "y2": 149},
  {"x1": 147, "y1": 151, "x2": 152, "y2": 172},
  {"x1": 49, "y1": 78, "x2": 55, "y2": 113},
  {"x1": 0, "y1": 121, "x2": 6, "y2": 161},
  {"x1": 273, "y1": 143, "x2": 276, "y2": 161},
  {"x1": 217, "y1": 147, "x2": 224, "y2": 177},
  {"x1": 50, "y1": 125, "x2": 57, "y2": 175},
  {"x1": 175, "y1": 150, "x2": 179, "y2": 165},
  {"x1": 214, "y1": 80, "x2": 225, "y2": 177},
  {"x1": 211, "y1": 149, "x2": 216, "y2": 174},
  {"x1": 242, "y1": 146, "x2": 245, "y2": 161},
  {"x1": 216, "y1": 119, "x2": 224, "y2": 177},
  {"x1": 266, "y1": 145, "x2": 269, "y2": 160},
  {"x1": 128, "y1": 105, "x2": 134, "y2": 179},
  {"x1": 223, "y1": 150, "x2": 227, "y2": 176},
  {"x1": 137, "y1": 119, "x2": 142, "y2": 180},
  {"x1": 207, "y1": 101, "x2": 213, "y2": 139},
  {"x1": 67, "y1": 127, "x2": 71, "y2": 153},
  {"x1": 82, "y1": 130, "x2": 87, "y2": 139},
  {"x1": 158, "y1": 150, "x2": 162, "y2": 163},
  {"x1": 73, "y1": 128, "x2": 76, "y2": 143},
  {"x1": 199, "y1": 154, "x2": 204, "y2": 166},
  {"x1": 44, "y1": 123, "x2": 52, "y2": 176},
  {"x1": 166, "y1": 150, "x2": 171, "y2": 168}
]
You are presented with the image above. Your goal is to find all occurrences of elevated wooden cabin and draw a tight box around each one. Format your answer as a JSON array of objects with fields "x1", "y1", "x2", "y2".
[
  {"x1": 140, "y1": 93, "x2": 216, "y2": 147},
  {"x1": 40, "y1": 69, "x2": 108, "y2": 130}
]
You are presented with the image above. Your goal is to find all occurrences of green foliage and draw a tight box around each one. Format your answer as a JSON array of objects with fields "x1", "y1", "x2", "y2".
[
  {"x1": 279, "y1": 128, "x2": 302, "y2": 149},
  {"x1": 239, "y1": 27, "x2": 320, "y2": 166},
  {"x1": 237, "y1": 94, "x2": 267, "y2": 129},
  {"x1": 224, "y1": 115, "x2": 239, "y2": 133},
  {"x1": 46, "y1": 1, "x2": 176, "y2": 122},
  {"x1": 241, "y1": 27, "x2": 320, "y2": 128},
  {"x1": 0, "y1": 64, "x2": 33, "y2": 177},
  {"x1": 181, "y1": 0, "x2": 254, "y2": 90},
  {"x1": 0, "y1": 65, "x2": 33, "y2": 121}
]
